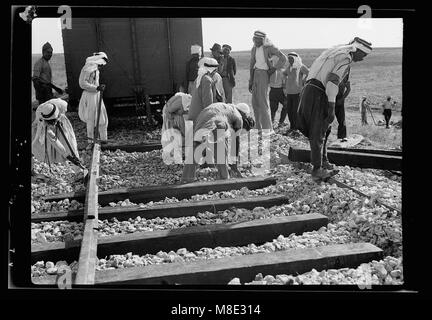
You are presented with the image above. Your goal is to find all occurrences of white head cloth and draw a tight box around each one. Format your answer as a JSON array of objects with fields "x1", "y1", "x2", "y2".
[
  {"x1": 191, "y1": 44, "x2": 202, "y2": 56},
  {"x1": 195, "y1": 57, "x2": 219, "y2": 89},
  {"x1": 83, "y1": 52, "x2": 108, "y2": 73},
  {"x1": 287, "y1": 52, "x2": 303, "y2": 78},
  {"x1": 174, "y1": 92, "x2": 192, "y2": 111},
  {"x1": 234, "y1": 103, "x2": 251, "y2": 115}
]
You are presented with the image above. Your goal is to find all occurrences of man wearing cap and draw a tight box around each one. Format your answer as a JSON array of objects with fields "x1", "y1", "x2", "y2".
[
  {"x1": 188, "y1": 57, "x2": 224, "y2": 122},
  {"x1": 186, "y1": 44, "x2": 202, "y2": 96},
  {"x1": 282, "y1": 52, "x2": 309, "y2": 132},
  {"x1": 249, "y1": 30, "x2": 287, "y2": 134},
  {"x1": 78, "y1": 52, "x2": 109, "y2": 148},
  {"x1": 219, "y1": 44, "x2": 237, "y2": 103},
  {"x1": 382, "y1": 96, "x2": 394, "y2": 128},
  {"x1": 210, "y1": 43, "x2": 223, "y2": 65},
  {"x1": 32, "y1": 42, "x2": 64, "y2": 104},
  {"x1": 32, "y1": 98, "x2": 88, "y2": 181},
  {"x1": 181, "y1": 102, "x2": 255, "y2": 183},
  {"x1": 297, "y1": 37, "x2": 372, "y2": 182},
  {"x1": 334, "y1": 66, "x2": 351, "y2": 141}
]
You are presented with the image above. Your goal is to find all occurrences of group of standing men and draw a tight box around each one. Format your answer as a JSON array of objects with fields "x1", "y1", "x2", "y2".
[{"x1": 246, "y1": 31, "x2": 373, "y2": 182}]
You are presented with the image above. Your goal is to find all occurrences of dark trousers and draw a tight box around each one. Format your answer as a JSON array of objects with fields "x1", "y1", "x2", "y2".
[
  {"x1": 35, "y1": 84, "x2": 53, "y2": 104},
  {"x1": 335, "y1": 100, "x2": 347, "y2": 139},
  {"x1": 310, "y1": 127, "x2": 331, "y2": 169},
  {"x1": 269, "y1": 87, "x2": 286, "y2": 124},
  {"x1": 286, "y1": 93, "x2": 300, "y2": 129},
  {"x1": 383, "y1": 109, "x2": 392, "y2": 127},
  {"x1": 297, "y1": 79, "x2": 331, "y2": 169}
]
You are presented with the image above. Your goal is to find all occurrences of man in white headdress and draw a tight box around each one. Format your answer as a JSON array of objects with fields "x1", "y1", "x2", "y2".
[
  {"x1": 187, "y1": 57, "x2": 225, "y2": 122},
  {"x1": 186, "y1": 44, "x2": 202, "y2": 96},
  {"x1": 297, "y1": 37, "x2": 372, "y2": 182},
  {"x1": 78, "y1": 52, "x2": 109, "y2": 149},
  {"x1": 181, "y1": 102, "x2": 255, "y2": 183},
  {"x1": 32, "y1": 98, "x2": 87, "y2": 180},
  {"x1": 249, "y1": 30, "x2": 287, "y2": 135},
  {"x1": 282, "y1": 52, "x2": 309, "y2": 132}
]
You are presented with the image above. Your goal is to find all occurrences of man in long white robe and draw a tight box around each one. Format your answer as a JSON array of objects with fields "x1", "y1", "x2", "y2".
[
  {"x1": 32, "y1": 98, "x2": 87, "y2": 179},
  {"x1": 78, "y1": 52, "x2": 109, "y2": 148}
]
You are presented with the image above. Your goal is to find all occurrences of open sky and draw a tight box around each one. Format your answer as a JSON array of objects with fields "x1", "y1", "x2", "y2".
[{"x1": 32, "y1": 17, "x2": 402, "y2": 54}]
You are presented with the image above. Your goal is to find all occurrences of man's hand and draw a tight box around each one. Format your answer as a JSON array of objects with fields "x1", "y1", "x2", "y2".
[
  {"x1": 267, "y1": 67, "x2": 276, "y2": 76},
  {"x1": 97, "y1": 84, "x2": 106, "y2": 91},
  {"x1": 326, "y1": 102, "x2": 336, "y2": 124},
  {"x1": 248, "y1": 82, "x2": 253, "y2": 93}
]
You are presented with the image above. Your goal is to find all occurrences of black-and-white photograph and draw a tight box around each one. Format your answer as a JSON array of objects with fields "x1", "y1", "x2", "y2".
[{"x1": 8, "y1": 4, "x2": 417, "y2": 301}]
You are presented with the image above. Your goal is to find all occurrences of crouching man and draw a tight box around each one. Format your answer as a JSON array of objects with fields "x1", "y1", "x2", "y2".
[
  {"x1": 32, "y1": 98, "x2": 88, "y2": 182},
  {"x1": 181, "y1": 102, "x2": 255, "y2": 183}
]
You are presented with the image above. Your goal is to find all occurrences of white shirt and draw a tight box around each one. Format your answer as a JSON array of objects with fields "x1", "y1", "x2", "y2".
[
  {"x1": 307, "y1": 53, "x2": 351, "y2": 87},
  {"x1": 254, "y1": 46, "x2": 269, "y2": 70}
]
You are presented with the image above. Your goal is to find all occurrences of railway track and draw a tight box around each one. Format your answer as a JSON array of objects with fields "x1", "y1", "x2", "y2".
[{"x1": 31, "y1": 151, "x2": 390, "y2": 286}]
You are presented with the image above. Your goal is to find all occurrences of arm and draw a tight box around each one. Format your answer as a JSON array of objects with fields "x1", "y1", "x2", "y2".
[
  {"x1": 342, "y1": 81, "x2": 351, "y2": 99},
  {"x1": 249, "y1": 47, "x2": 255, "y2": 87},
  {"x1": 232, "y1": 57, "x2": 237, "y2": 76},
  {"x1": 300, "y1": 65, "x2": 309, "y2": 84},
  {"x1": 46, "y1": 128, "x2": 68, "y2": 156},
  {"x1": 201, "y1": 77, "x2": 214, "y2": 109},
  {"x1": 79, "y1": 69, "x2": 98, "y2": 92},
  {"x1": 270, "y1": 46, "x2": 287, "y2": 70}
]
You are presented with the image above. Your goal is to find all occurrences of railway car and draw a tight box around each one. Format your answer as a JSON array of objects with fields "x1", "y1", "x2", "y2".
[{"x1": 62, "y1": 18, "x2": 203, "y2": 120}]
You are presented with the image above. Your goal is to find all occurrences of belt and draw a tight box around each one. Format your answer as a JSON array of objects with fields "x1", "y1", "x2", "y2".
[{"x1": 305, "y1": 78, "x2": 325, "y2": 92}]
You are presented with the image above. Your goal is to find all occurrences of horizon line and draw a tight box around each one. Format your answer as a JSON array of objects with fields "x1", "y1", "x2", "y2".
[{"x1": 32, "y1": 46, "x2": 402, "y2": 55}]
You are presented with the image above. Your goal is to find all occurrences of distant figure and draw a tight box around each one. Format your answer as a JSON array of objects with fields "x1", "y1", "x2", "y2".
[
  {"x1": 382, "y1": 96, "x2": 393, "y2": 129},
  {"x1": 334, "y1": 66, "x2": 351, "y2": 141},
  {"x1": 249, "y1": 30, "x2": 287, "y2": 135},
  {"x1": 297, "y1": 37, "x2": 372, "y2": 182},
  {"x1": 219, "y1": 44, "x2": 237, "y2": 103},
  {"x1": 268, "y1": 55, "x2": 286, "y2": 127},
  {"x1": 360, "y1": 96, "x2": 369, "y2": 125},
  {"x1": 187, "y1": 57, "x2": 224, "y2": 122},
  {"x1": 282, "y1": 52, "x2": 309, "y2": 132},
  {"x1": 186, "y1": 44, "x2": 202, "y2": 96},
  {"x1": 78, "y1": 52, "x2": 109, "y2": 148},
  {"x1": 32, "y1": 42, "x2": 63, "y2": 104}
]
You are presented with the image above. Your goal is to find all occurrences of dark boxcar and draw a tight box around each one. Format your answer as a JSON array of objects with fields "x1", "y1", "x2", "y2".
[{"x1": 62, "y1": 18, "x2": 203, "y2": 112}]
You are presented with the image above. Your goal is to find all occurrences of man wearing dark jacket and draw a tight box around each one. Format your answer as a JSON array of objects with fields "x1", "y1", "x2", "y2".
[
  {"x1": 219, "y1": 44, "x2": 237, "y2": 103},
  {"x1": 185, "y1": 44, "x2": 202, "y2": 95}
]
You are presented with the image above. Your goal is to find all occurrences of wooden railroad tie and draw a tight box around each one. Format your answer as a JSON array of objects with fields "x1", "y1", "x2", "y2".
[
  {"x1": 31, "y1": 213, "x2": 328, "y2": 264},
  {"x1": 32, "y1": 194, "x2": 290, "y2": 223},
  {"x1": 32, "y1": 243, "x2": 382, "y2": 285},
  {"x1": 42, "y1": 176, "x2": 278, "y2": 206},
  {"x1": 286, "y1": 146, "x2": 402, "y2": 171}
]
